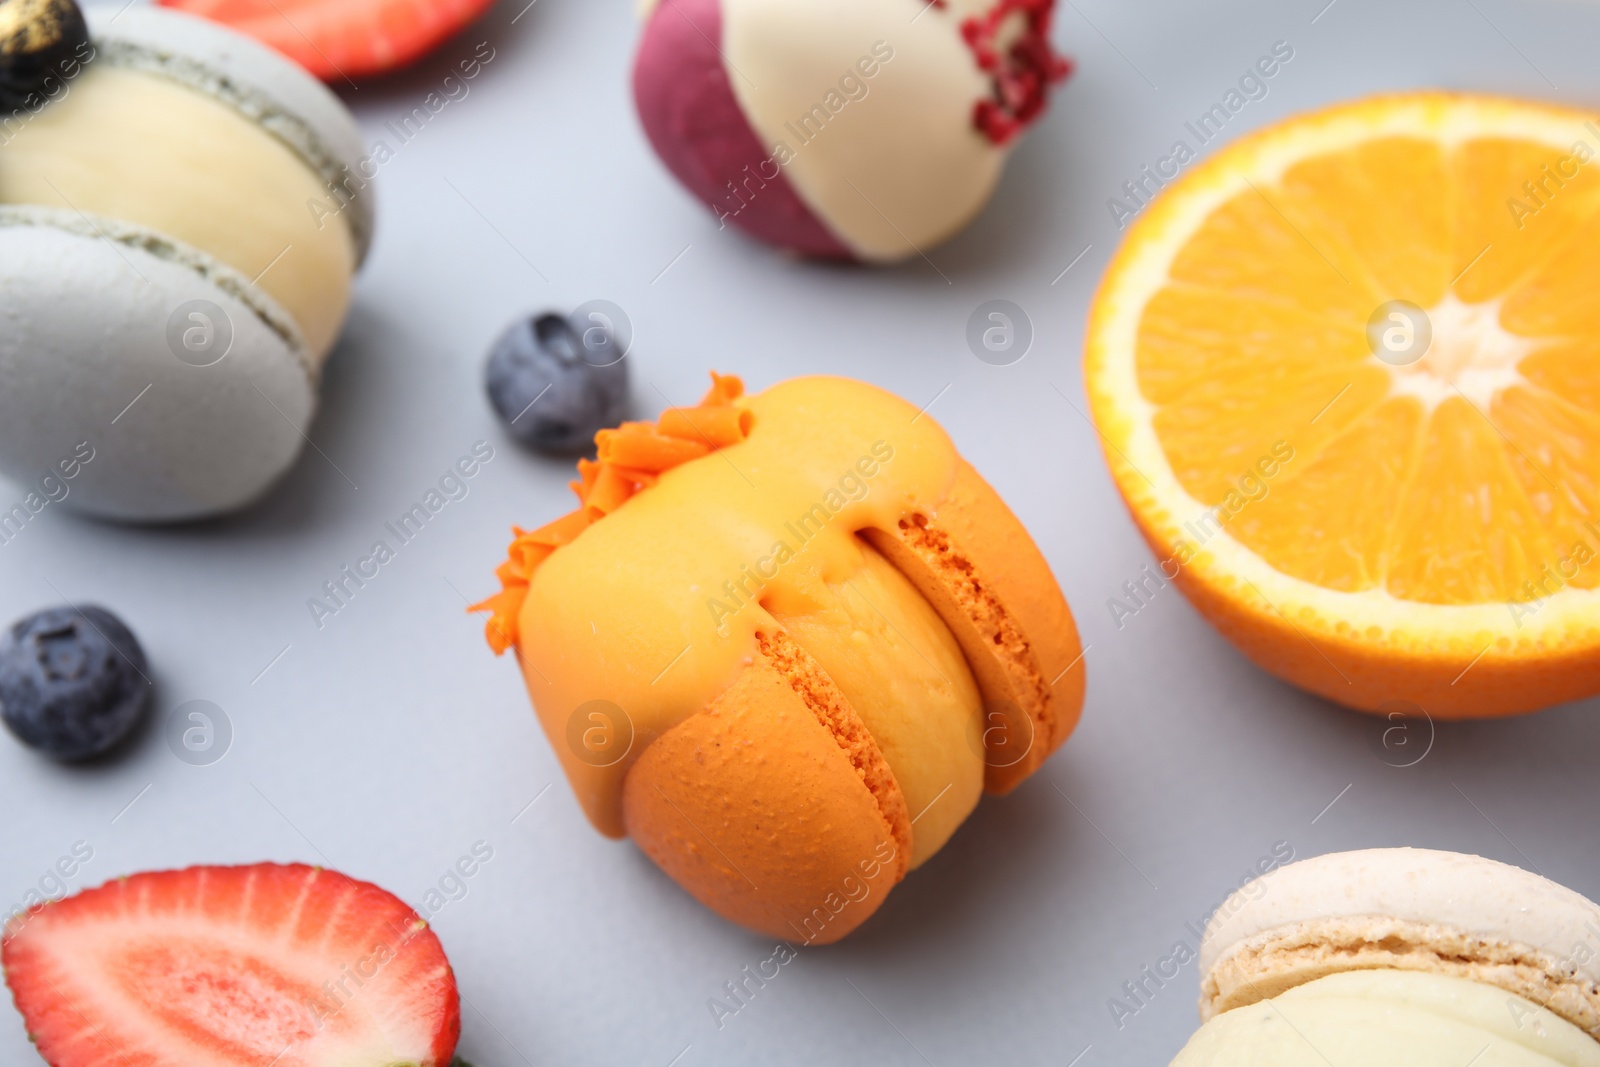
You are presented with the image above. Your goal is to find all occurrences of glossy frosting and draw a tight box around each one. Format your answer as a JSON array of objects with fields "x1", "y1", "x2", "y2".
[
  {"x1": 768, "y1": 537, "x2": 982, "y2": 867},
  {"x1": 516, "y1": 377, "x2": 979, "y2": 843}
]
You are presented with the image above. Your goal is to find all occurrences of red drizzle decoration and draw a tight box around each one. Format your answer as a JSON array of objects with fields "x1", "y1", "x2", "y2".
[{"x1": 962, "y1": 0, "x2": 1072, "y2": 145}]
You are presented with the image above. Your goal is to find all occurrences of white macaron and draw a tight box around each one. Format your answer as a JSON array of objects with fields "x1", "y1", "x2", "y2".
[
  {"x1": 1199, "y1": 848, "x2": 1600, "y2": 1037},
  {"x1": 1166, "y1": 849, "x2": 1600, "y2": 1067},
  {"x1": 0, "y1": 3, "x2": 372, "y2": 521}
]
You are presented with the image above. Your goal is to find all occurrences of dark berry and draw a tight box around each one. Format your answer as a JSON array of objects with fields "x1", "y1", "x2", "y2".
[
  {"x1": 485, "y1": 312, "x2": 630, "y2": 454},
  {"x1": 0, "y1": 605, "x2": 151, "y2": 761},
  {"x1": 0, "y1": 0, "x2": 92, "y2": 114}
]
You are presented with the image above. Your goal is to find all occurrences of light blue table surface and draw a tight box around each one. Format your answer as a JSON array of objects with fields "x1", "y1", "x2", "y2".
[{"x1": 5, "y1": 0, "x2": 1600, "y2": 1063}]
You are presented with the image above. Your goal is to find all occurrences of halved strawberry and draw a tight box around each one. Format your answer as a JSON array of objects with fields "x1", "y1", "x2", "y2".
[
  {"x1": 155, "y1": 0, "x2": 498, "y2": 81},
  {"x1": 2, "y1": 864, "x2": 460, "y2": 1067}
]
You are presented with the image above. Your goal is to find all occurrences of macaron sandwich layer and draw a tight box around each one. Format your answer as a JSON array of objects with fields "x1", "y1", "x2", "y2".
[
  {"x1": 490, "y1": 375, "x2": 1085, "y2": 941},
  {"x1": 755, "y1": 534, "x2": 985, "y2": 869},
  {"x1": 1199, "y1": 848, "x2": 1600, "y2": 1037},
  {"x1": 0, "y1": 6, "x2": 370, "y2": 520},
  {"x1": 1169, "y1": 848, "x2": 1600, "y2": 1066}
]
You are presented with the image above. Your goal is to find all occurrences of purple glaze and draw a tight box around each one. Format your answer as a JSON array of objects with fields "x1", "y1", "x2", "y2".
[{"x1": 632, "y1": 0, "x2": 854, "y2": 259}]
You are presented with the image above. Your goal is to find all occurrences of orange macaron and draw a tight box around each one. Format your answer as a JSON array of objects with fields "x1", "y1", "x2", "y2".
[{"x1": 475, "y1": 373, "x2": 1084, "y2": 943}]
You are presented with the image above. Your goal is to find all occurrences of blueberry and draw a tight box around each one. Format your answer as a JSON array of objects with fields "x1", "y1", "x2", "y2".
[
  {"x1": 486, "y1": 312, "x2": 630, "y2": 453},
  {"x1": 0, "y1": 605, "x2": 151, "y2": 761}
]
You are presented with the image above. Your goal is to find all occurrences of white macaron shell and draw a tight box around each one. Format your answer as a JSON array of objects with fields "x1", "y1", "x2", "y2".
[
  {"x1": 0, "y1": 212, "x2": 314, "y2": 521},
  {"x1": 86, "y1": 4, "x2": 375, "y2": 265},
  {"x1": 1200, "y1": 848, "x2": 1600, "y2": 988}
]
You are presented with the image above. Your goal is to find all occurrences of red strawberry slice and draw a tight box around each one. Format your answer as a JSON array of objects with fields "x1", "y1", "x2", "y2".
[
  {"x1": 2, "y1": 864, "x2": 460, "y2": 1067},
  {"x1": 156, "y1": 0, "x2": 498, "y2": 81}
]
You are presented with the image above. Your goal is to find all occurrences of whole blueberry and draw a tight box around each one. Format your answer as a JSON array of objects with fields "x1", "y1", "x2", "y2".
[
  {"x1": 486, "y1": 312, "x2": 630, "y2": 453},
  {"x1": 0, "y1": 605, "x2": 151, "y2": 761}
]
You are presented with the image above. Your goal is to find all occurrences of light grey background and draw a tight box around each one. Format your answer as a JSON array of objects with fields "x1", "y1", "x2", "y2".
[{"x1": 5, "y1": 0, "x2": 1600, "y2": 1063}]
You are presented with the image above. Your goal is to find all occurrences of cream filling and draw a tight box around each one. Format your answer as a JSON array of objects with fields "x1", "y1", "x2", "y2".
[
  {"x1": 765, "y1": 537, "x2": 983, "y2": 868},
  {"x1": 1172, "y1": 971, "x2": 1600, "y2": 1067},
  {"x1": 721, "y1": 0, "x2": 1004, "y2": 261},
  {"x1": 0, "y1": 65, "x2": 353, "y2": 361}
]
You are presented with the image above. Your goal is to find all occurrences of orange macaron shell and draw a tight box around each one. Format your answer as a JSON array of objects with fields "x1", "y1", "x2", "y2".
[
  {"x1": 865, "y1": 457, "x2": 1086, "y2": 793},
  {"x1": 623, "y1": 631, "x2": 912, "y2": 944},
  {"x1": 500, "y1": 375, "x2": 1083, "y2": 937}
]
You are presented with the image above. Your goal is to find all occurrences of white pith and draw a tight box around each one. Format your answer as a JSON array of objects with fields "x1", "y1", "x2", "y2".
[{"x1": 1383, "y1": 293, "x2": 1539, "y2": 411}]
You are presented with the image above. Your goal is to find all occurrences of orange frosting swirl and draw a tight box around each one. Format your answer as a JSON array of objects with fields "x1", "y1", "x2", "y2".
[{"x1": 471, "y1": 372, "x2": 749, "y2": 653}]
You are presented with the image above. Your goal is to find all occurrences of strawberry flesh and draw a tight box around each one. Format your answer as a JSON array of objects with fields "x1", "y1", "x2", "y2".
[
  {"x1": 155, "y1": 0, "x2": 497, "y2": 81},
  {"x1": 2, "y1": 863, "x2": 460, "y2": 1067}
]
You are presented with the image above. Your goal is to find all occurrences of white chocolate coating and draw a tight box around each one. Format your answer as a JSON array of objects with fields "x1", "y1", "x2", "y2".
[{"x1": 723, "y1": 0, "x2": 1004, "y2": 261}]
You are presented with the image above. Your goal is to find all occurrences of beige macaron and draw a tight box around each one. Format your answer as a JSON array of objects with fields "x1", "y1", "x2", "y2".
[{"x1": 1197, "y1": 848, "x2": 1600, "y2": 1040}]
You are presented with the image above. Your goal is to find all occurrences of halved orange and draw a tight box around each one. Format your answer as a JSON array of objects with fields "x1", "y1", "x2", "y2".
[{"x1": 1086, "y1": 92, "x2": 1600, "y2": 718}]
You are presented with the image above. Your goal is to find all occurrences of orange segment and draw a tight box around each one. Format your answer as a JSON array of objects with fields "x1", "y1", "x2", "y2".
[
  {"x1": 1226, "y1": 398, "x2": 1424, "y2": 594},
  {"x1": 1277, "y1": 137, "x2": 1455, "y2": 306},
  {"x1": 1491, "y1": 386, "x2": 1600, "y2": 593},
  {"x1": 1167, "y1": 187, "x2": 1380, "y2": 321},
  {"x1": 1502, "y1": 220, "x2": 1600, "y2": 336},
  {"x1": 1086, "y1": 92, "x2": 1600, "y2": 717},
  {"x1": 1135, "y1": 287, "x2": 1372, "y2": 405},
  {"x1": 1385, "y1": 396, "x2": 1554, "y2": 604},
  {"x1": 1150, "y1": 365, "x2": 1390, "y2": 507},
  {"x1": 1523, "y1": 340, "x2": 1600, "y2": 410},
  {"x1": 1453, "y1": 137, "x2": 1600, "y2": 304}
]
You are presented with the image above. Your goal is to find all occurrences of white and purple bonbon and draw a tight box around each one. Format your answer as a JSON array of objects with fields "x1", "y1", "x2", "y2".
[{"x1": 632, "y1": 0, "x2": 1070, "y2": 261}]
